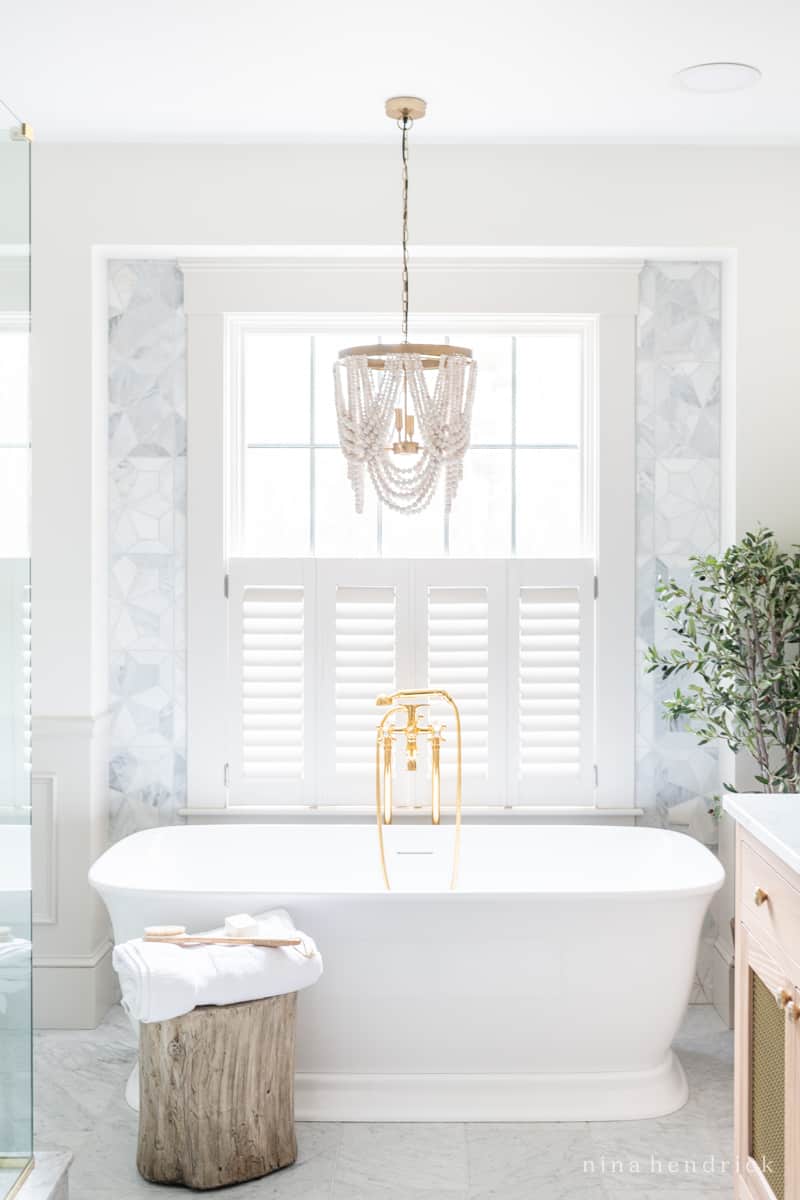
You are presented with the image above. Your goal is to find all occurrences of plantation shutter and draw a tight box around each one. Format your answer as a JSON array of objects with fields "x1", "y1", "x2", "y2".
[
  {"x1": 316, "y1": 560, "x2": 412, "y2": 803},
  {"x1": 412, "y1": 561, "x2": 506, "y2": 804},
  {"x1": 334, "y1": 585, "x2": 396, "y2": 775},
  {"x1": 426, "y1": 585, "x2": 490, "y2": 779},
  {"x1": 510, "y1": 559, "x2": 595, "y2": 802},
  {"x1": 226, "y1": 560, "x2": 313, "y2": 803},
  {"x1": 225, "y1": 557, "x2": 595, "y2": 807}
]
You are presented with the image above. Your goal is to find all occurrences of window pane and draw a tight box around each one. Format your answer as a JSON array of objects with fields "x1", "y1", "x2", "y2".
[
  {"x1": 314, "y1": 449, "x2": 379, "y2": 557},
  {"x1": 0, "y1": 331, "x2": 29, "y2": 447},
  {"x1": 244, "y1": 449, "x2": 310, "y2": 556},
  {"x1": 313, "y1": 332, "x2": 383, "y2": 446},
  {"x1": 448, "y1": 450, "x2": 511, "y2": 558},
  {"x1": 381, "y1": 486, "x2": 446, "y2": 557},
  {"x1": 244, "y1": 332, "x2": 310, "y2": 445},
  {"x1": 449, "y1": 334, "x2": 511, "y2": 446},
  {"x1": 515, "y1": 333, "x2": 582, "y2": 446},
  {"x1": 515, "y1": 449, "x2": 581, "y2": 555}
]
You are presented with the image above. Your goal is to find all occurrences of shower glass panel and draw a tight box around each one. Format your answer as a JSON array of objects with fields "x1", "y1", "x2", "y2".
[{"x1": 0, "y1": 98, "x2": 32, "y2": 1199}]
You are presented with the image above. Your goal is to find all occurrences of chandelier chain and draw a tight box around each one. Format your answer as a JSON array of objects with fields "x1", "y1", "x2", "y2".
[{"x1": 401, "y1": 114, "x2": 410, "y2": 343}]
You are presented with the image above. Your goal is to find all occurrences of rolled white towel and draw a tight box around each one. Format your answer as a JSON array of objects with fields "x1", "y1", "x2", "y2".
[{"x1": 112, "y1": 908, "x2": 322, "y2": 1024}]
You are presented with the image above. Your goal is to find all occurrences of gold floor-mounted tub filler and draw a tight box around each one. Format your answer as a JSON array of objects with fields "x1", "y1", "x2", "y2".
[{"x1": 374, "y1": 689, "x2": 462, "y2": 891}]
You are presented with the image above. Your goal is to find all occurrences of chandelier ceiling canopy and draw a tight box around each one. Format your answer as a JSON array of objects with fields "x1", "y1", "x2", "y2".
[{"x1": 334, "y1": 96, "x2": 477, "y2": 516}]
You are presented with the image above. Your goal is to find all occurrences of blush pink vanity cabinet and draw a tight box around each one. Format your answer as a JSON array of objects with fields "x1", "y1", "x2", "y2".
[{"x1": 726, "y1": 795, "x2": 800, "y2": 1200}]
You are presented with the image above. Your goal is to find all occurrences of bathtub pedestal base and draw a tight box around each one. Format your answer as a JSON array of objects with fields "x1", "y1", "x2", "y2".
[
  {"x1": 295, "y1": 1051, "x2": 688, "y2": 1123},
  {"x1": 122, "y1": 1052, "x2": 688, "y2": 1124}
]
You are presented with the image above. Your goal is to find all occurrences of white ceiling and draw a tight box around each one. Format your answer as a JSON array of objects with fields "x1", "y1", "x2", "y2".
[{"x1": 4, "y1": 0, "x2": 800, "y2": 143}]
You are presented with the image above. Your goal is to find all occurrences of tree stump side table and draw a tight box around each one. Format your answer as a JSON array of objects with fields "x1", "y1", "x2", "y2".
[{"x1": 137, "y1": 993, "x2": 298, "y2": 1190}]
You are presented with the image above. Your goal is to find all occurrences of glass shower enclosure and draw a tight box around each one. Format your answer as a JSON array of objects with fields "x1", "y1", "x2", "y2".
[{"x1": 0, "y1": 99, "x2": 32, "y2": 1198}]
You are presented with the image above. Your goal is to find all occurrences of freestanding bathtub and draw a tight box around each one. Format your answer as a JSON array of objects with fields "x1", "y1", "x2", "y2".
[{"x1": 89, "y1": 821, "x2": 724, "y2": 1121}]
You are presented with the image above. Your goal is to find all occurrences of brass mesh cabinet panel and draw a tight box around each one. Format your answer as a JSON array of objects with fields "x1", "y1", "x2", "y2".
[{"x1": 751, "y1": 970, "x2": 785, "y2": 1200}]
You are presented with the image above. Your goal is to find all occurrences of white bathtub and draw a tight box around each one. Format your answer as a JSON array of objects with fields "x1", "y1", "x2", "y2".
[{"x1": 89, "y1": 821, "x2": 723, "y2": 1121}]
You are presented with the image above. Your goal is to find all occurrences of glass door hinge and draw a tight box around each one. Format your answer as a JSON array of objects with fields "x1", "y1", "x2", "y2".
[
  {"x1": 593, "y1": 764, "x2": 599, "y2": 786},
  {"x1": 224, "y1": 573, "x2": 229, "y2": 599},
  {"x1": 223, "y1": 763, "x2": 230, "y2": 787},
  {"x1": 593, "y1": 575, "x2": 599, "y2": 599}
]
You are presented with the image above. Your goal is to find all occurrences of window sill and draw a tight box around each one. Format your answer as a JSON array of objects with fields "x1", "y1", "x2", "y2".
[{"x1": 178, "y1": 804, "x2": 644, "y2": 820}]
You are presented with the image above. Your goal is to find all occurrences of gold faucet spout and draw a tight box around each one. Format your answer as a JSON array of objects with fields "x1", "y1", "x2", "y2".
[{"x1": 374, "y1": 689, "x2": 462, "y2": 889}]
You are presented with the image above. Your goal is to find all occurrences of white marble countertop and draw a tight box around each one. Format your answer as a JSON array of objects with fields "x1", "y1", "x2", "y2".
[{"x1": 724, "y1": 793, "x2": 800, "y2": 877}]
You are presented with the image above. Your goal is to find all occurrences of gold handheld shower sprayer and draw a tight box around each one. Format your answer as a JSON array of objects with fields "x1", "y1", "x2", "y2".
[{"x1": 374, "y1": 689, "x2": 463, "y2": 891}]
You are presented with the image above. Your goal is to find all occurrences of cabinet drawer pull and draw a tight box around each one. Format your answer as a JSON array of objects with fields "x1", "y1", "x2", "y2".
[
  {"x1": 778, "y1": 988, "x2": 792, "y2": 1009},
  {"x1": 754, "y1": 887, "x2": 769, "y2": 907},
  {"x1": 787, "y1": 1001, "x2": 800, "y2": 1023}
]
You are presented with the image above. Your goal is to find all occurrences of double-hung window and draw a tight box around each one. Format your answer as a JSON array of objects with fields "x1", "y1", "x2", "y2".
[{"x1": 184, "y1": 257, "x2": 638, "y2": 814}]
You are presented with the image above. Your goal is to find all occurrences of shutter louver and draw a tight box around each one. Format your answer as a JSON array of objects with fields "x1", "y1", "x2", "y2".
[
  {"x1": 519, "y1": 586, "x2": 581, "y2": 777},
  {"x1": 335, "y1": 585, "x2": 395, "y2": 775},
  {"x1": 241, "y1": 585, "x2": 304, "y2": 779},
  {"x1": 427, "y1": 586, "x2": 489, "y2": 778}
]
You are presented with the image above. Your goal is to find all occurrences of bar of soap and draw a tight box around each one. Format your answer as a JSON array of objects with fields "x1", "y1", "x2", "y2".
[
  {"x1": 224, "y1": 913, "x2": 259, "y2": 939},
  {"x1": 0, "y1": 926, "x2": 11, "y2": 943}
]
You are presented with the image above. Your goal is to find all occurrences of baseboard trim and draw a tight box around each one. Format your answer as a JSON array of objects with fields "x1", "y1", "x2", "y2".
[
  {"x1": 34, "y1": 940, "x2": 119, "y2": 1029},
  {"x1": 294, "y1": 1052, "x2": 688, "y2": 1122}
]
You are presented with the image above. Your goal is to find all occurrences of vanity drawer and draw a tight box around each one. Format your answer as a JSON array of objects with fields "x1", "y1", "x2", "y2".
[{"x1": 741, "y1": 838, "x2": 800, "y2": 966}]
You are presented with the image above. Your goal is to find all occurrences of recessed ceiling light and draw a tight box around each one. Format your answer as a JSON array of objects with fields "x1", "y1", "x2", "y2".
[{"x1": 676, "y1": 62, "x2": 762, "y2": 93}]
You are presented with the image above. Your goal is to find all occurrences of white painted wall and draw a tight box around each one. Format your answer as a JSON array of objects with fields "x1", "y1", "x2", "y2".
[{"x1": 31, "y1": 143, "x2": 800, "y2": 1025}]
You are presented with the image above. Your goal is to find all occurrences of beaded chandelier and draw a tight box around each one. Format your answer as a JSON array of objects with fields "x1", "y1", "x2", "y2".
[{"x1": 334, "y1": 97, "x2": 477, "y2": 516}]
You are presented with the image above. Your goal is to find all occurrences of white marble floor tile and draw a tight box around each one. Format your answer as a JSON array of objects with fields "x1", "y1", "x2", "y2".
[
  {"x1": 332, "y1": 1122, "x2": 467, "y2": 1198},
  {"x1": 34, "y1": 1004, "x2": 734, "y2": 1200},
  {"x1": 466, "y1": 1121, "x2": 597, "y2": 1199},
  {"x1": 587, "y1": 1007, "x2": 734, "y2": 1195}
]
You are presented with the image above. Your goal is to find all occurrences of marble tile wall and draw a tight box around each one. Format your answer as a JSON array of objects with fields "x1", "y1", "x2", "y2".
[
  {"x1": 108, "y1": 261, "x2": 186, "y2": 842},
  {"x1": 635, "y1": 262, "x2": 721, "y2": 825},
  {"x1": 636, "y1": 263, "x2": 722, "y2": 1002}
]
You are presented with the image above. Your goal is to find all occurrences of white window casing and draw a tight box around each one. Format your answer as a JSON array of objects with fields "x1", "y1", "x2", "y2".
[{"x1": 184, "y1": 254, "x2": 638, "y2": 814}]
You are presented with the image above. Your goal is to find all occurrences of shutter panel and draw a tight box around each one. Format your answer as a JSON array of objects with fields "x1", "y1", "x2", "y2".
[
  {"x1": 335, "y1": 585, "x2": 396, "y2": 775},
  {"x1": 512, "y1": 558, "x2": 595, "y2": 801},
  {"x1": 519, "y1": 586, "x2": 581, "y2": 776},
  {"x1": 240, "y1": 585, "x2": 304, "y2": 780},
  {"x1": 427, "y1": 586, "x2": 489, "y2": 778}
]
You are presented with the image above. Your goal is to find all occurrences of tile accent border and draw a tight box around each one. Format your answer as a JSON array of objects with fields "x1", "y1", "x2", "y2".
[
  {"x1": 636, "y1": 262, "x2": 722, "y2": 1001},
  {"x1": 108, "y1": 261, "x2": 186, "y2": 842},
  {"x1": 635, "y1": 262, "x2": 722, "y2": 828}
]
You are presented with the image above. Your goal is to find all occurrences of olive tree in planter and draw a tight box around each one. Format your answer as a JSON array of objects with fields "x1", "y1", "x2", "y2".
[{"x1": 645, "y1": 528, "x2": 800, "y2": 795}]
